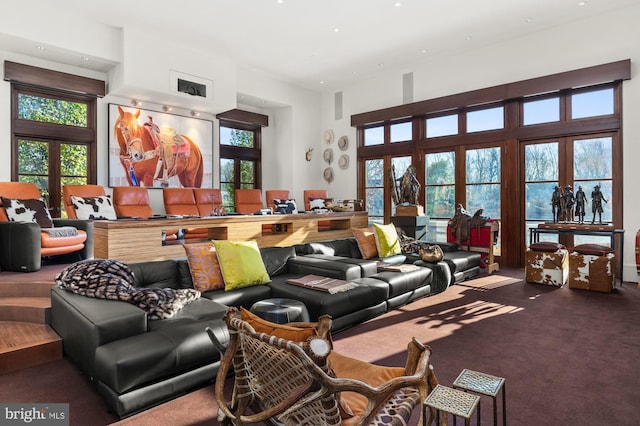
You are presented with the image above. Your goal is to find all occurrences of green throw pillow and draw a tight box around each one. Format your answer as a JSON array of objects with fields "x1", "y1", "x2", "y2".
[
  {"x1": 373, "y1": 223, "x2": 401, "y2": 257},
  {"x1": 212, "y1": 240, "x2": 271, "y2": 291}
]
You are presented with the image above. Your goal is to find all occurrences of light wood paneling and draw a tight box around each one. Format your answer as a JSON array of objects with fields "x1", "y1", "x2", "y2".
[{"x1": 94, "y1": 212, "x2": 369, "y2": 263}]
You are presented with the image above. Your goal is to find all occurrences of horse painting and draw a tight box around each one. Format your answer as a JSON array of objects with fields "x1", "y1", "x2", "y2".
[{"x1": 113, "y1": 106, "x2": 204, "y2": 188}]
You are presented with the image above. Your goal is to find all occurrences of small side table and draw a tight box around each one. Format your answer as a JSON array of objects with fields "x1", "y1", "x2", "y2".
[
  {"x1": 249, "y1": 298, "x2": 310, "y2": 324},
  {"x1": 424, "y1": 384, "x2": 480, "y2": 426},
  {"x1": 453, "y1": 369, "x2": 506, "y2": 426}
]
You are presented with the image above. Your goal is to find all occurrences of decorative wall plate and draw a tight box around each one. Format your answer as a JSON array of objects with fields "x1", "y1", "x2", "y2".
[
  {"x1": 323, "y1": 167, "x2": 334, "y2": 183},
  {"x1": 324, "y1": 129, "x2": 334, "y2": 144},
  {"x1": 323, "y1": 148, "x2": 334, "y2": 164},
  {"x1": 337, "y1": 135, "x2": 349, "y2": 151},
  {"x1": 338, "y1": 154, "x2": 349, "y2": 170}
]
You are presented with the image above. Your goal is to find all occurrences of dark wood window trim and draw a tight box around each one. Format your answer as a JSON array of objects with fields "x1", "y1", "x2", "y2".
[
  {"x1": 353, "y1": 61, "x2": 628, "y2": 269},
  {"x1": 4, "y1": 61, "x2": 106, "y2": 97}
]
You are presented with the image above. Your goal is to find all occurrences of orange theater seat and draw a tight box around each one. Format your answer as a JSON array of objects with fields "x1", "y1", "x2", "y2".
[
  {"x1": 194, "y1": 188, "x2": 223, "y2": 216},
  {"x1": 112, "y1": 186, "x2": 154, "y2": 219},
  {"x1": 303, "y1": 189, "x2": 328, "y2": 211},
  {"x1": 63, "y1": 184, "x2": 107, "y2": 218},
  {"x1": 0, "y1": 182, "x2": 89, "y2": 272},
  {"x1": 235, "y1": 189, "x2": 264, "y2": 214},
  {"x1": 265, "y1": 190, "x2": 291, "y2": 211}
]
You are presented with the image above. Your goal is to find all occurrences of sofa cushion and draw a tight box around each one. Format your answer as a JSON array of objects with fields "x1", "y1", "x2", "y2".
[
  {"x1": 352, "y1": 227, "x2": 378, "y2": 259},
  {"x1": 260, "y1": 245, "x2": 296, "y2": 276},
  {"x1": 273, "y1": 198, "x2": 298, "y2": 214},
  {"x1": 373, "y1": 223, "x2": 401, "y2": 257},
  {"x1": 1, "y1": 197, "x2": 54, "y2": 228},
  {"x1": 202, "y1": 284, "x2": 273, "y2": 309},
  {"x1": 129, "y1": 260, "x2": 181, "y2": 289},
  {"x1": 70, "y1": 195, "x2": 117, "y2": 220},
  {"x1": 572, "y1": 243, "x2": 615, "y2": 256},
  {"x1": 370, "y1": 268, "x2": 432, "y2": 298},
  {"x1": 297, "y1": 238, "x2": 362, "y2": 259},
  {"x1": 443, "y1": 251, "x2": 482, "y2": 273},
  {"x1": 183, "y1": 243, "x2": 225, "y2": 292},
  {"x1": 213, "y1": 240, "x2": 271, "y2": 291},
  {"x1": 530, "y1": 241, "x2": 566, "y2": 252}
]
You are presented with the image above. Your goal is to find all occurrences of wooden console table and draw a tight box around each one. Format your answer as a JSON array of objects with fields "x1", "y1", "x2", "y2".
[{"x1": 94, "y1": 211, "x2": 368, "y2": 263}]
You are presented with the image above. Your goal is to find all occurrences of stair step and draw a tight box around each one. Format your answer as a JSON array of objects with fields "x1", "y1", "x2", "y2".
[
  {"x1": 0, "y1": 281, "x2": 55, "y2": 298},
  {"x1": 0, "y1": 321, "x2": 62, "y2": 374},
  {"x1": 0, "y1": 297, "x2": 51, "y2": 323}
]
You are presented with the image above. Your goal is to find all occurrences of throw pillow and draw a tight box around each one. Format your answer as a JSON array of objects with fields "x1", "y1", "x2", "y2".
[
  {"x1": 372, "y1": 223, "x2": 401, "y2": 257},
  {"x1": 572, "y1": 243, "x2": 615, "y2": 256},
  {"x1": 351, "y1": 227, "x2": 378, "y2": 259},
  {"x1": 183, "y1": 244, "x2": 225, "y2": 292},
  {"x1": 308, "y1": 198, "x2": 333, "y2": 211},
  {"x1": 240, "y1": 307, "x2": 317, "y2": 341},
  {"x1": 1, "y1": 197, "x2": 54, "y2": 228},
  {"x1": 529, "y1": 241, "x2": 567, "y2": 252},
  {"x1": 212, "y1": 239, "x2": 271, "y2": 291},
  {"x1": 273, "y1": 198, "x2": 298, "y2": 214},
  {"x1": 70, "y1": 195, "x2": 117, "y2": 220}
]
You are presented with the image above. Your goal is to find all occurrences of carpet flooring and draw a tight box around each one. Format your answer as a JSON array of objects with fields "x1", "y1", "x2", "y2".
[{"x1": 1, "y1": 269, "x2": 639, "y2": 425}]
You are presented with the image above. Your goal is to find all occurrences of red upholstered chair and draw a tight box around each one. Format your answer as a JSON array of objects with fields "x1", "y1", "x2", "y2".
[
  {"x1": 303, "y1": 189, "x2": 328, "y2": 211},
  {"x1": 194, "y1": 188, "x2": 223, "y2": 216},
  {"x1": 265, "y1": 190, "x2": 291, "y2": 211},
  {"x1": 0, "y1": 182, "x2": 89, "y2": 272},
  {"x1": 235, "y1": 189, "x2": 264, "y2": 214},
  {"x1": 112, "y1": 186, "x2": 154, "y2": 219},
  {"x1": 63, "y1": 184, "x2": 107, "y2": 218}
]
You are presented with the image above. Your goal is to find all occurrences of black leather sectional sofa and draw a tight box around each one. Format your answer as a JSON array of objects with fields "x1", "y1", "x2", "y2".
[{"x1": 50, "y1": 236, "x2": 481, "y2": 418}]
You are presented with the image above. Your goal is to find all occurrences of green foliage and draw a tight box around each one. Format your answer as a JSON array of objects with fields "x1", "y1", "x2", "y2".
[{"x1": 18, "y1": 94, "x2": 87, "y2": 127}]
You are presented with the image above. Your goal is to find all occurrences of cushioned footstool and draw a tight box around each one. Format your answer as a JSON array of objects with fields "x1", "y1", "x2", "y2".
[
  {"x1": 525, "y1": 242, "x2": 569, "y2": 287},
  {"x1": 424, "y1": 384, "x2": 480, "y2": 426},
  {"x1": 453, "y1": 369, "x2": 506, "y2": 426},
  {"x1": 568, "y1": 245, "x2": 615, "y2": 293},
  {"x1": 250, "y1": 298, "x2": 310, "y2": 324}
]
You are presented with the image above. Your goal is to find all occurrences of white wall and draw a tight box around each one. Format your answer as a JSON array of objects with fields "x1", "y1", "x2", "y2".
[{"x1": 320, "y1": 4, "x2": 640, "y2": 281}]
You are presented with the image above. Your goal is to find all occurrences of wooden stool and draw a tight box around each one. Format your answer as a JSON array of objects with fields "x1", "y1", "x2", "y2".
[
  {"x1": 453, "y1": 369, "x2": 506, "y2": 426},
  {"x1": 424, "y1": 384, "x2": 480, "y2": 425}
]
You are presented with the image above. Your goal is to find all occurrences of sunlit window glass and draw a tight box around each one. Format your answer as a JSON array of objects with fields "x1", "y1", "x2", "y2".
[
  {"x1": 364, "y1": 126, "x2": 384, "y2": 146},
  {"x1": 571, "y1": 88, "x2": 614, "y2": 119},
  {"x1": 467, "y1": 107, "x2": 504, "y2": 133},
  {"x1": 523, "y1": 97, "x2": 560, "y2": 125},
  {"x1": 426, "y1": 114, "x2": 458, "y2": 138},
  {"x1": 390, "y1": 122, "x2": 412, "y2": 143}
]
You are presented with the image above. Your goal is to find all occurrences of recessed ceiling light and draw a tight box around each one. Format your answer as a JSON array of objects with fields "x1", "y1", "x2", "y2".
[
  {"x1": 577, "y1": 1, "x2": 587, "y2": 6},
  {"x1": 320, "y1": 81, "x2": 325, "y2": 84},
  {"x1": 82, "y1": 56, "x2": 90, "y2": 61},
  {"x1": 394, "y1": 2, "x2": 402, "y2": 7},
  {"x1": 36, "y1": 45, "x2": 45, "y2": 50},
  {"x1": 421, "y1": 49, "x2": 428, "y2": 54},
  {"x1": 465, "y1": 36, "x2": 473, "y2": 41},
  {"x1": 333, "y1": 28, "x2": 340, "y2": 33},
  {"x1": 525, "y1": 17, "x2": 533, "y2": 23},
  {"x1": 276, "y1": 0, "x2": 283, "y2": 4}
]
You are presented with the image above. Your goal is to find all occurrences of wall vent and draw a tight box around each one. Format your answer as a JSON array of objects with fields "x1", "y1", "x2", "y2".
[
  {"x1": 170, "y1": 70, "x2": 213, "y2": 101},
  {"x1": 177, "y1": 79, "x2": 206, "y2": 97}
]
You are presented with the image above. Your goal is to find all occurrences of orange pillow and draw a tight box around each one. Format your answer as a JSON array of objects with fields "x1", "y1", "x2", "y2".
[
  {"x1": 183, "y1": 244, "x2": 225, "y2": 292},
  {"x1": 240, "y1": 307, "x2": 318, "y2": 342},
  {"x1": 352, "y1": 227, "x2": 378, "y2": 259}
]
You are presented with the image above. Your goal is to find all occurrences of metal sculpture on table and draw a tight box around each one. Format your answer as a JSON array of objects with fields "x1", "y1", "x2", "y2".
[
  {"x1": 591, "y1": 184, "x2": 608, "y2": 224},
  {"x1": 574, "y1": 186, "x2": 587, "y2": 224},
  {"x1": 551, "y1": 185, "x2": 562, "y2": 223},
  {"x1": 561, "y1": 185, "x2": 575, "y2": 223}
]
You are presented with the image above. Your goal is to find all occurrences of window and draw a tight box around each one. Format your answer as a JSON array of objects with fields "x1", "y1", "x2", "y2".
[
  {"x1": 364, "y1": 159, "x2": 384, "y2": 224},
  {"x1": 426, "y1": 114, "x2": 458, "y2": 138},
  {"x1": 12, "y1": 85, "x2": 97, "y2": 217},
  {"x1": 390, "y1": 121, "x2": 412, "y2": 143},
  {"x1": 354, "y1": 61, "x2": 627, "y2": 268},
  {"x1": 466, "y1": 106, "x2": 504, "y2": 133},
  {"x1": 219, "y1": 121, "x2": 261, "y2": 212},
  {"x1": 364, "y1": 126, "x2": 384, "y2": 146},
  {"x1": 425, "y1": 151, "x2": 455, "y2": 241},
  {"x1": 523, "y1": 96, "x2": 560, "y2": 125}
]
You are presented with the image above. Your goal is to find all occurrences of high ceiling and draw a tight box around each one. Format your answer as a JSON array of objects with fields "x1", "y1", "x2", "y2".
[{"x1": 3, "y1": 0, "x2": 640, "y2": 93}]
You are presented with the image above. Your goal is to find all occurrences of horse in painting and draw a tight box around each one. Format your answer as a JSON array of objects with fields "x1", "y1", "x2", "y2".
[{"x1": 114, "y1": 106, "x2": 204, "y2": 187}]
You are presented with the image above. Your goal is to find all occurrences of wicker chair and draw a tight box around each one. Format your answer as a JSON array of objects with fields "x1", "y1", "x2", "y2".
[{"x1": 207, "y1": 307, "x2": 438, "y2": 425}]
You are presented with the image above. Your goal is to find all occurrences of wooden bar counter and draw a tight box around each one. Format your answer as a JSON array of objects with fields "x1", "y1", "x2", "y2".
[{"x1": 94, "y1": 211, "x2": 368, "y2": 263}]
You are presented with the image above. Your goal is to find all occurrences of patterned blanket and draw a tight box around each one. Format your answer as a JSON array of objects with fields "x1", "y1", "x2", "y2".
[{"x1": 55, "y1": 259, "x2": 200, "y2": 320}]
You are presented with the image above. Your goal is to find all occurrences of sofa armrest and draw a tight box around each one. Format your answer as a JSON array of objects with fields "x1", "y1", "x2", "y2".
[
  {"x1": 53, "y1": 218, "x2": 94, "y2": 259},
  {"x1": 50, "y1": 286, "x2": 147, "y2": 377},
  {"x1": 0, "y1": 221, "x2": 42, "y2": 272}
]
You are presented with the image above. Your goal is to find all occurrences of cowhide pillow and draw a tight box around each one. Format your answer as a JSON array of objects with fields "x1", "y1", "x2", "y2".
[
  {"x1": 309, "y1": 198, "x2": 333, "y2": 211},
  {"x1": 1, "y1": 197, "x2": 54, "y2": 228},
  {"x1": 71, "y1": 195, "x2": 117, "y2": 220},
  {"x1": 273, "y1": 198, "x2": 298, "y2": 214}
]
